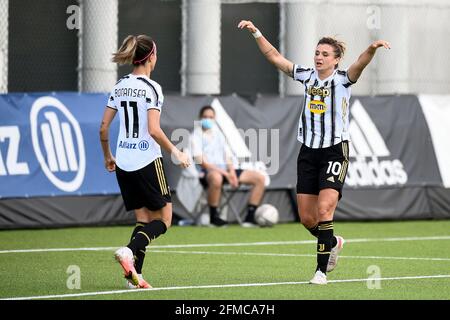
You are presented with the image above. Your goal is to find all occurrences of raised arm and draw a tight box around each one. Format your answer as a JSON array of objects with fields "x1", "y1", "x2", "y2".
[
  {"x1": 238, "y1": 20, "x2": 294, "y2": 77},
  {"x1": 347, "y1": 40, "x2": 390, "y2": 83}
]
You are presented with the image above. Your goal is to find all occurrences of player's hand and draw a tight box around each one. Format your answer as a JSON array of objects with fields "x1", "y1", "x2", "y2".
[
  {"x1": 104, "y1": 156, "x2": 116, "y2": 172},
  {"x1": 174, "y1": 150, "x2": 191, "y2": 169},
  {"x1": 227, "y1": 171, "x2": 239, "y2": 189},
  {"x1": 237, "y1": 20, "x2": 258, "y2": 33},
  {"x1": 371, "y1": 40, "x2": 390, "y2": 50}
]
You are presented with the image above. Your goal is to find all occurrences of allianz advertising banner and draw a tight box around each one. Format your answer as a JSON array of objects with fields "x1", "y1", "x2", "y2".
[{"x1": 0, "y1": 93, "x2": 120, "y2": 198}]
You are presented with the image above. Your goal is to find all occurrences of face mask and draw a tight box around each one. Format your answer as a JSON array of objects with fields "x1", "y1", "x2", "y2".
[{"x1": 201, "y1": 118, "x2": 214, "y2": 130}]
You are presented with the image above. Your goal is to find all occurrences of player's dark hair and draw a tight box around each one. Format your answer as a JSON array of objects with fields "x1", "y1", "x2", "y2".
[
  {"x1": 199, "y1": 105, "x2": 215, "y2": 118},
  {"x1": 317, "y1": 37, "x2": 346, "y2": 69},
  {"x1": 112, "y1": 35, "x2": 156, "y2": 66}
]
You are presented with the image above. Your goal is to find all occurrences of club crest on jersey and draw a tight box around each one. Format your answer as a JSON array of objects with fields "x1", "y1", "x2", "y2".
[{"x1": 308, "y1": 100, "x2": 327, "y2": 114}]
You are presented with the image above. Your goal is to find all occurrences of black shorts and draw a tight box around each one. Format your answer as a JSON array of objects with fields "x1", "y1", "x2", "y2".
[
  {"x1": 199, "y1": 168, "x2": 243, "y2": 188},
  {"x1": 296, "y1": 141, "x2": 349, "y2": 199},
  {"x1": 116, "y1": 157, "x2": 172, "y2": 211}
]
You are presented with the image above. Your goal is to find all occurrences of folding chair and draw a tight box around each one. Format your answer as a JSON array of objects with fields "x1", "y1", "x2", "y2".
[
  {"x1": 221, "y1": 184, "x2": 251, "y2": 224},
  {"x1": 175, "y1": 155, "x2": 245, "y2": 224},
  {"x1": 179, "y1": 127, "x2": 252, "y2": 225},
  {"x1": 196, "y1": 174, "x2": 250, "y2": 225}
]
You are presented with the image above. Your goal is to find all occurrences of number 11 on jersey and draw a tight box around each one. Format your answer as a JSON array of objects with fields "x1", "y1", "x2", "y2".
[{"x1": 120, "y1": 100, "x2": 139, "y2": 138}]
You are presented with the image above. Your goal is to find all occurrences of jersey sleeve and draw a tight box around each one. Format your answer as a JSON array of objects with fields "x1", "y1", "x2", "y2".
[
  {"x1": 293, "y1": 64, "x2": 313, "y2": 83},
  {"x1": 146, "y1": 83, "x2": 164, "y2": 112},
  {"x1": 106, "y1": 90, "x2": 117, "y2": 110},
  {"x1": 336, "y1": 69, "x2": 357, "y2": 88}
]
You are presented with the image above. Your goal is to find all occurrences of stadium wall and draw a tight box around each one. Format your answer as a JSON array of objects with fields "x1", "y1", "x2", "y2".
[
  {"x1": 5, "y1": 1, "x2": 449, "y2": 96},
  {"x1": 0, "y1": 93, "x2": 450, "y2": 229}
]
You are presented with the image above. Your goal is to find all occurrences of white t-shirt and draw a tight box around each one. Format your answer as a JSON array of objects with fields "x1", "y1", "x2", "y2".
[
  {"x1": 191, "y1": 126, "x2": 232, "y2": 171},
  {"x1": 106, "y1": 74, "x2": 164, "y2": 171},
  {"x1": 293, "y1": 64, "x2": 356, "y2": 149}
]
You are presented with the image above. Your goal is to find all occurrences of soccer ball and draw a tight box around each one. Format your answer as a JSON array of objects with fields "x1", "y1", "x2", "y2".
[{"x1": 254, "y1": 204, "x2": 279, "y2": 227}]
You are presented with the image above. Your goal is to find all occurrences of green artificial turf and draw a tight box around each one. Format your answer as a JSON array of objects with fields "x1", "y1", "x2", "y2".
[{"x1": 0, "y1": 220, "x2": 449, "y2": 300}]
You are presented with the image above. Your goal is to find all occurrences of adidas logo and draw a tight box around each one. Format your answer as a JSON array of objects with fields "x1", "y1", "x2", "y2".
[
  {"x1": 345, "y1": 100, "x2": 408, "y2": 187},
  {"x1": 327, "y1": 176, "x2": 335, "y2": 183}
]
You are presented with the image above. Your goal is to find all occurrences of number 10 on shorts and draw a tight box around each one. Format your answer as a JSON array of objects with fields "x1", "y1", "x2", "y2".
[{"x1": 327, "y1": 161, "x2": 342, "y2": 176}]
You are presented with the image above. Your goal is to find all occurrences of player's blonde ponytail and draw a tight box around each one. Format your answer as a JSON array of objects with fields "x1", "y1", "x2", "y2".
[
  {"x1": 113, "y1": 35, "x2": 155, "y2": 66},
  {"x1": 112, "y1": 35, "x2": 138, "y2": 65}
]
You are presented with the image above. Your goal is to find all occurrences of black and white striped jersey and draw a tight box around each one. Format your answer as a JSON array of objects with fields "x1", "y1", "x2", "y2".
[
  {"x1": 293, "y1": 64, "x2": 356, "y2": 149},
  {"x1": 106, "y1": 73, "x2": 164, "y2": 171}
]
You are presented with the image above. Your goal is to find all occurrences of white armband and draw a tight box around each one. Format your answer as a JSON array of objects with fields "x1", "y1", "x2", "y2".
[{"x1": 252, "y1": 29, "x2": 262, "y2": 39}]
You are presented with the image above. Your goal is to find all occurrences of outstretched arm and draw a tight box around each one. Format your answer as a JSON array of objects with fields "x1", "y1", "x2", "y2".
[
  {"x1": 347, "y1": 40, "x2": 390, "y2": 82},
  {"x1": 238, "y1": 20, "x2": 294, "y2": 77}
]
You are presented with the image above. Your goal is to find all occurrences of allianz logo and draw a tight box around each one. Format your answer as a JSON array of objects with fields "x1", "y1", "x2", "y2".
[
  {"x1": 30, "y1": 97, "x2": 86, "y2": 192},
  {"x1": 0, "y1": 97, "x2": 85, "y2": 194},
  {"x1": 345, "y1": 100, "x2": 408, "y2": 187}
]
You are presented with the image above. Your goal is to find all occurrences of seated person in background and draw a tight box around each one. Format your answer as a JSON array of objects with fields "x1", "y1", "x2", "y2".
[{"x1": 191, "y1": 105, "x2": 266, "y2": 227}]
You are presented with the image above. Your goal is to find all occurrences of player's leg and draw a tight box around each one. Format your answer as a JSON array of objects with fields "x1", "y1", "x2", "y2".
[
  {"x1": 238, "y1": 170, "x2": 266, "y2": 224},
  {"x1": 296, "y1": 144, "x2": 320, "y2": 233},
  {"x1": 318, "y1": 141, "x2": 349, "y2": 274},
  {"x1": 114, "y1": 166, "x2": 142, "y2": 286},
  {"x1": 129, "y1": 218, "x2": 148, "y2": 276},
  {"x1": 297, "y1": 193, "x2": 327, "y2": 284},
  {"x1": 123, "y1": 211, "x2": 148, "y2": 289},
  {"x1": 117, "y1": 213, "x2": 167, "y2": 288},
  {"x1": 315, "y1": 188, "x2": 339, "y2": 276},
  {"x1": 206, "y1": 170, "x2": 227, "y2": 226},
  {"x1": 128, "y1": 205, "x2": 172, "y2": 256},
  {"x1": 126, "y1": 204, "x2": 172, "y2": 288},
  {"x1": 127, "y1": 206, "x2": 169, "y2": 288},
  {"x1": 296, "y1": 144, "x2": 330, "y2": 284},
  {"x1": 297, "y1": 193, "x2": 319, "y2": 232},
  {"x1": 125, "y1": 157, "x2": 172, "y2": 285},
  {"x1": 115, "y1": 158, "x2": 172, "y2": 287}
]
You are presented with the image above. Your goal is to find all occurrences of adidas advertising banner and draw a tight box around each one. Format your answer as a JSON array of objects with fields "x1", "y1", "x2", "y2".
[
  {"x1": 337, "y1": 95, "x2": 448, "y2": 220},
  {"x1": 345, "y1": 96, "x2": 440, "y2": 188},
  {"x1": 0, "y1": 93, "x2": 449, "y2": 228}
]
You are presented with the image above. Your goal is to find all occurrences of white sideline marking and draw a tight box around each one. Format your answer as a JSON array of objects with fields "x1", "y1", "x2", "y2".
[
  {"x1": 150, "y1": 250, "x2": 450, "y2": 262},
  {"x1": 2, "y1": 274, "x2": 450, "y2": 300},
  {"x1": 0, "y1": 247, "x2": 118, "y2": 254},
  {"x1": 1, "y1": 235, "x2": 450, "y2": 254}
]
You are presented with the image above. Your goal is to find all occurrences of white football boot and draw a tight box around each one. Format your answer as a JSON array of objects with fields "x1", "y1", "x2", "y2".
[
  {"x1": 114, "y1": 247, "x2": 139, "y2": 286},
  {"x1": 327, "y1": 236, "x2": 345, "y2": 273},
  {"x1": 309, "y1": 270, "x2": 328, "y2": 285},
  {"x1": 125, "y1": 274, "x2": 152, "y2": 289}
]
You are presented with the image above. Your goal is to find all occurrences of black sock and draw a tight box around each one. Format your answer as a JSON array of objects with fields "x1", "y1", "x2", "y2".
[
  {"x1": 127, "y1": 220, "x2": 167, "y2": 254},
  {"x1": 307, "y1": 224, "x2": 319, "y2": 237},
  {"x1": 308, "y1": 223, "x2": 337, "y2": 247},
  {"x1": 331, "y1": 235, "x2": 337, "y2": 248},
  {"x1": 130, "y1": 222, "x2": 146, "y2": 240},
  {"x1": 316, "y1": 221, "x2": 334, "y2": 274},
  {"x1": 130, "y1": 222, "x2": 147, "y2": 274},
  {"x1": 209, "y1": 206, "x2": 218, "y2": 220},
  {"x1": 245, "y1": 205, "x2": 257, "y2": 222},
  {"x1": 134, "y1": 248, "x2": 146, "y2": 274}
]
